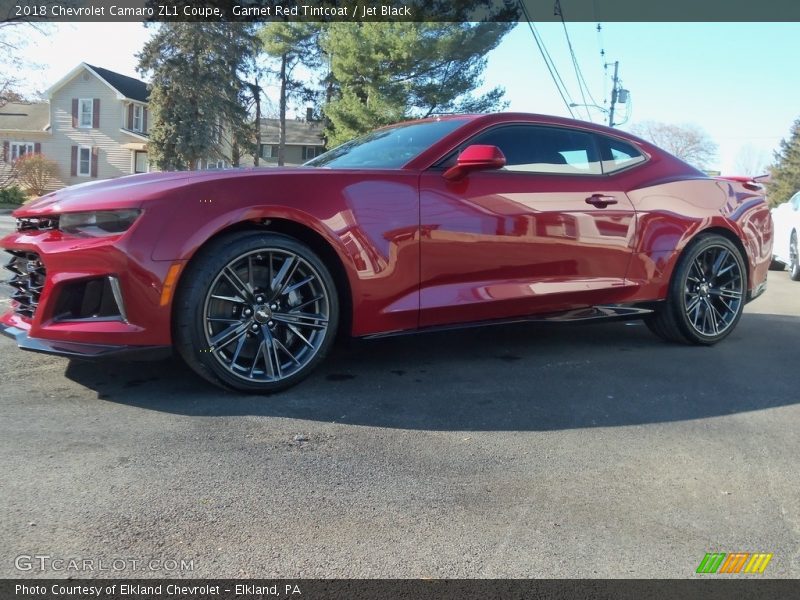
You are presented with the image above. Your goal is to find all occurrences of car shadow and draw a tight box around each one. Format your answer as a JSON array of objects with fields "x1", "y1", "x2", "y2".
[{"x1": 64, "y1": 313, "x2": 797, "y2": 432}]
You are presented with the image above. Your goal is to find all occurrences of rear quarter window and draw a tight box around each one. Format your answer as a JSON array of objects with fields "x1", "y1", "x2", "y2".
[{"x1": 597, "y1": 135, "x2": 647, "y2": 174}]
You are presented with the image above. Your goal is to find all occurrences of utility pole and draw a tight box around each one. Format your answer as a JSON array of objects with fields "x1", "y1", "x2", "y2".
[{"x1": 608, "y1": 60, "x2": 619, "y2": 128}]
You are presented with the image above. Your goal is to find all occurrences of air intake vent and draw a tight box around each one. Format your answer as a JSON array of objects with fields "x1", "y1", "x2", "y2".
[{"x1": 4, "y1": 250, "x2": 46, "y2": 318}]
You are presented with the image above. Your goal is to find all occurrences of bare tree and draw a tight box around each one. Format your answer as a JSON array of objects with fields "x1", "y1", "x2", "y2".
[
  {"x1": 631, "y1": 121, "x2": 718, "y2": 170},
  {"x1": 0, "y1": 21, "x2": 50, "y2": 106},
  {"x1": 734, "y1": 144, "x2": 770, "y2": 177}
]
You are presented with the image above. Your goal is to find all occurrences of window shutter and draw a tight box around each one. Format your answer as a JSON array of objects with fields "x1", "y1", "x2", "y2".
[
  {"x1": 70, "y1": 146, "x2": 77, "y2": 176},
  {"x1": 71, "y1": 99, "x2": 78, "y2": 128},
  {"x1": 34, "y1": 142, "x2": 41, "y2": 154},
  {"x1": 128, "y1": 104, "x2": 134, "y2": 129},
  {"x1": 2, "y1": 141, "x2": 8, "y2": 163},
  {"x1": 91, "y1": 147, "x2": 98, "y2": 177},
  {"x1": 92, "y1": 99, "x2": 100, "y2": 128},
  {"x1": 143, "y1": 108, "x2": 148, "y2": 133}
]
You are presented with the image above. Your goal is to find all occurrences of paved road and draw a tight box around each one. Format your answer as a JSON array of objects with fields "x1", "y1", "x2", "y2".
[{"x1": 0, "y1": 269, "x2": 798, "y2": 579}]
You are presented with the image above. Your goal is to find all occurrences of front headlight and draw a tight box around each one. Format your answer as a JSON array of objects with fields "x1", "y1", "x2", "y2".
[{"x1": 59, "y1": 210, "x2": 141, "y2": 237}]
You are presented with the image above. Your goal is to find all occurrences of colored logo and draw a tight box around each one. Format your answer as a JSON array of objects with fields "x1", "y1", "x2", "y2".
[{"x1": 696, "y1": 552, "x2": 772, "y2": 574}]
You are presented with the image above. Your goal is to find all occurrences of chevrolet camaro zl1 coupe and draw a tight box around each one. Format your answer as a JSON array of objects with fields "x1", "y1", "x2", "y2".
[{"x1": 1, "y1": 113, "x2": 773, "y2": 392}]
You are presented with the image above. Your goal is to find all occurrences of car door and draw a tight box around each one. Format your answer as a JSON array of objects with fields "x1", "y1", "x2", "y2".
[{"x1": 418, "y1": 123, "x2": 638, "y2": 327}]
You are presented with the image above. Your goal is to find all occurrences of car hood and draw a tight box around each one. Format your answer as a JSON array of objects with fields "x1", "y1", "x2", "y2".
[
  {"x1": 13, "y1": 167, "x2": 390, "y2": 217},
  {"x1": 14, "y1": 171, "x2": 199, "y2": 217}
]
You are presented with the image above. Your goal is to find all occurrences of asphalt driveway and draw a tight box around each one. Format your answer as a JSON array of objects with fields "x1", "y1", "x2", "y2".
[{"x1": 0, "y1": 268, "x2": 798, "y2": 578}]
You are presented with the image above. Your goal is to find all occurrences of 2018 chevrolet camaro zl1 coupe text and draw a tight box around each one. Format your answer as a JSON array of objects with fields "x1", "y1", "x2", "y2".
[{"x1": 1, "y1": 113, "x2": 774, "y2": 392}]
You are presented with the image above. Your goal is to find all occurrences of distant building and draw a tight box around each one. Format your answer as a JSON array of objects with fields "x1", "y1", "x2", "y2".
[
  {"x1": 256, "y1": 115, "x2": 326, "y2": 166},
  {"x1": 1, "y1": 63, "x2": 326, "y2": 192}
]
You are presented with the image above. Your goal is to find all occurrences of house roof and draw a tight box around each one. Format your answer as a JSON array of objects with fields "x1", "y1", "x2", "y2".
[
  {"x1": 47, "y1": 63, "x2": 149, "y2": 103},
  {"x1": 260, "y1": 119, "x2": 324, "y2": 146},
  {"x1": 0, "y1": 102, "x2": 50, "y2": 132},
  {"x1": 86, "y1": 64, "x2": 149, "y2": 103}
]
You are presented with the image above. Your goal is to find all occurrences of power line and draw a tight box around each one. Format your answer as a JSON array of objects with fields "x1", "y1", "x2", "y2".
[
  {"x1": 517, "y1": 0, "x2": 576, "y2": 119},
  {"x1": 555, "y1": 0, "x2": 600, "y2": 122}
]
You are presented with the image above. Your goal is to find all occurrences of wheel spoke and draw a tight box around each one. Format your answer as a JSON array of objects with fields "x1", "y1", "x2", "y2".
[
  {"x1": 702, "y1": 299, "x2": 718, "y2": 335},
  {"x1": 289, "y1": 295, "x2": 324, "y2": 312},
  {"x1": 685, "y1": 294, "x2": 702, "y2": 314},
  {"x1": 274, "y1": 337, "x2": 301, "y2": 366},
  {"x1": 282, "y1": 275, "x2": 315, "y2": 296},
  {"x1": 271, "y1": 256, "x2": 298, "y2": 298},
  {"x1": 247, "y1": 255, "x2": 255, "y2": 293},
  {"x1": 710, "y1": 287, "x2": 742, "y2": 299},
  {"x1": 229, "y1": 331, "x2": 248, "y2": 367},
  {"x1": 705, "y1": 299, "x2": 722, "y2": 333},
  {"x1": 272, "y1": 311, "x2": 328, "y2": 330},
  {"x1": 710, "y1": 248, "x2": 729, "y2": 278},
  {"x1": 286, "y1": 322, "x2": 314, "y2": 349},
  {"x1": 692, "y1": 257, "x2": 706, "y2": 279},
  {"x1": 210, "y1": 294, "x2": 246, "y2": 304},
  {"x1": 210, "y1": 322, "x2": 249, "y2": 350},
  {"x1": 259, "y1": 325, "x2": 282, "y2": 379},
  {"x1": 222, "y1": 267, "x2": 254, "y2": 302}
]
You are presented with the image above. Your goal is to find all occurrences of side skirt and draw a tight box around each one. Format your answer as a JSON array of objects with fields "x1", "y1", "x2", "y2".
[{"x1": 361, "y1": 304, "x2": 657, "y2": 340}]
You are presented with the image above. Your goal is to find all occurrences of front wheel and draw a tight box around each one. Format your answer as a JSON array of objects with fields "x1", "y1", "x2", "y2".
[
  {"x1": 789, "y1": 231, "x2": 800, "y2": 281},
  {"x1": 645, "y1": 234, "x2": 747, "y2": 345},
  {"x1": 174, "y1": 232, "x2": 339, "y2": 393}
]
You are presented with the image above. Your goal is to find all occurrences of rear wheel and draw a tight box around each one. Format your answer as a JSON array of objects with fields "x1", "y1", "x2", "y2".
[
  {"x1": 645, "y1": 234, "x2": 746, "y2": 345},
  {"x1": 174, "y1": 232, "x2": 339, "y2": 393},
  {"x1": 789, "y1": 231, "x2": 800, "y2": 281}
]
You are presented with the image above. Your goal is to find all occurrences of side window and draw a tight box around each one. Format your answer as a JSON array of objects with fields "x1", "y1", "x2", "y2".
[
  {"x1": 465, "y1": 125, "x2": 602, "y2": 175},
  {"x1": 792, "y1": 193, "x2": 800, "y2": 211},
  {"x1": 597, "y1": 135, "x2": 646, "y2": 173}
]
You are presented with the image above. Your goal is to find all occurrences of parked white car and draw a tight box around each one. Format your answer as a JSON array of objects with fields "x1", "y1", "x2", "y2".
[{"x1": 771, "y1": 191, "x2": 800, "y2": 280}]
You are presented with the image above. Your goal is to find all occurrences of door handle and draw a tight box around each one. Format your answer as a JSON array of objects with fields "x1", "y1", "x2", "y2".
[{"x1": 585, "y1": 194, "x2": 618, "y2": 208}]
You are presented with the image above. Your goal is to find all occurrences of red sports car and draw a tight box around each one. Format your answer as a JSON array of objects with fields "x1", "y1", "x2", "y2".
[{"x1": 1, "y1": 113, "x2": 773, "y2": 392}]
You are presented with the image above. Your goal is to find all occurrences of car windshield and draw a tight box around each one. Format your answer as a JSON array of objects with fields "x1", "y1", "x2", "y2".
[{"x1": 305, "y1": 118, "x2": 468, "y2": 169}]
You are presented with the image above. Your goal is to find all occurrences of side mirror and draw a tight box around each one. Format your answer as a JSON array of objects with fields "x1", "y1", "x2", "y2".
[{"x1": 443, "y1": 145, "x2": 506, "y2": 181}]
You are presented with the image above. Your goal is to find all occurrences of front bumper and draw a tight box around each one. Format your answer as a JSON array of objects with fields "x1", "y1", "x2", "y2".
[
  {"x1": 1, "y1": 218, "x2": 181, "y2": 350},
  {"x1": 0, "y1": 320, "x2": 171, "y2": 361}
]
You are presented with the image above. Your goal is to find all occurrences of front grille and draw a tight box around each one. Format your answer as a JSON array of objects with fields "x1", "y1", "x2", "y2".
[
  {"x1": 4, "y1": 250, "x2": 46, "y2": 318},
  {"x1": 16, "y1": 216, "x2": 59, "y2": 232}
]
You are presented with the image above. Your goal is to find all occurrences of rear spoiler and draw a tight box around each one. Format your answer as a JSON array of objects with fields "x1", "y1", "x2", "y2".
[{"x1": 713, "y1": 175, "x2": 766, "y2": 192}]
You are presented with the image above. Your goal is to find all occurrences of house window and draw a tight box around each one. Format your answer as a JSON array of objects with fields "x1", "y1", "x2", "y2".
[
  {"x1": 302, "y1": 145, "x2": 323, "y2": 160},
  {"x1": 79, "y1": 99, "x2": 93, "y2": 128},
  {"x1": 134, "y1": 151, "x2": 148, "y2": 173},
  {"x1": 132, "y1": 105, "x2": 143, "y2": 132},
  {"x1": 260, "y1": 144, "x2": 279, "y2": 159},
  {"x1": 205, "y1": 159, "x2": 226, "y2": 170},
  {"x1": 10, "y1": 142, "x2": 35, "y2": 161},
  {"x1": 78, "y1": 146, "x2": 92, "y2": 176}
]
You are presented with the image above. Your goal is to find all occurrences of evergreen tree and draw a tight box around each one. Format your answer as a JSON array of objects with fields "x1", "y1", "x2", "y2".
[
  {"x1": 259, "y1": 22, "x2": 322, "y2": 166},
  {"x1": 137, "y1": 23, "x2": 257, "y2": 170},
  {"x1": 768, "y1": 117, "x2": 800, "y2": 207},
  {"x1": 321, "y1": 21, "x2": 514, "y2": 147}
]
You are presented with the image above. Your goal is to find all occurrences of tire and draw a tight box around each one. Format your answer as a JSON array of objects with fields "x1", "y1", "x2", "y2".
[
  {"x1": 645, "y1": 234, "x2": 747, "y2": 345},
  {"x1": 174, "y1": 231, "x2": 339, "y2": 393},
  {"x1": 789, "y1": 231, "x2": 800, "y2": 281},
  {"x1": 768, "y1": 257, "x2": 785, "y2": 271}
]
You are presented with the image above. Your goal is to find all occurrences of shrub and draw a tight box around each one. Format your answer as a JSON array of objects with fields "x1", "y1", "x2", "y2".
[
  {"x1": 14, "y1": 153, "x2": 59, "y2": 197},
  {"x1": 0, "y1": 185, "x2": 28, "y2": 205}
]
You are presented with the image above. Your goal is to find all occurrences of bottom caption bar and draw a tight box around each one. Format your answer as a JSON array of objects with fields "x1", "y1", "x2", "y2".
[{"x1": 1, "y1": 579, "x2": 797, "y2": 600}]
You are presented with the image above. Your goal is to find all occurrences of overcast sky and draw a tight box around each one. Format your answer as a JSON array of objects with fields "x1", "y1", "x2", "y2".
[{"x1": 11, "y1": 22, "x2": 799, "y2": 175}]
